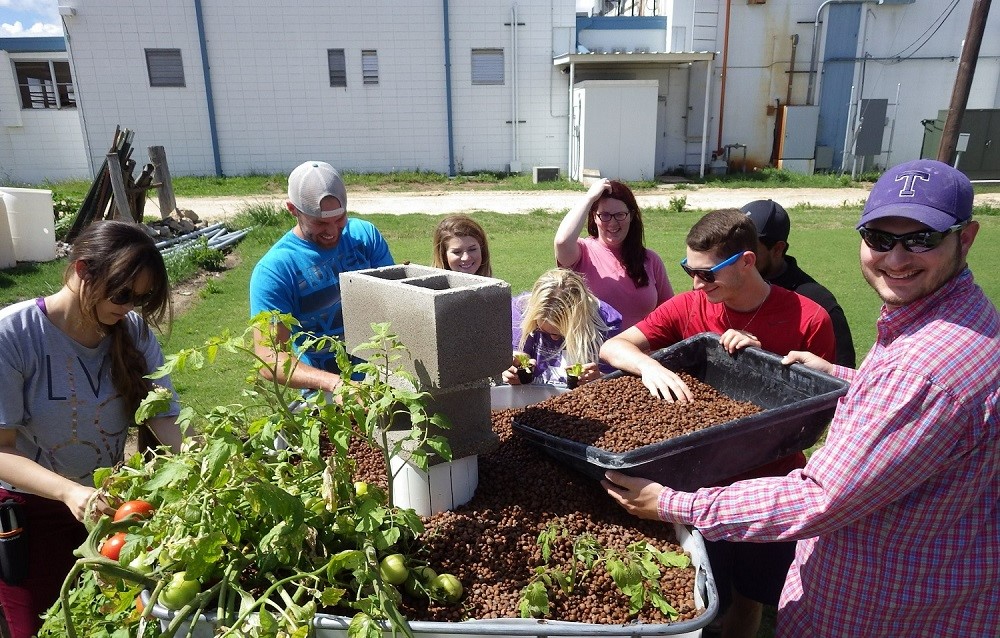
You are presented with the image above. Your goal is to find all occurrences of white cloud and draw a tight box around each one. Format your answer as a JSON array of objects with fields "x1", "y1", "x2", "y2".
[{"x1": 1, "y1": 19, "x2": 63, "y2": 36}]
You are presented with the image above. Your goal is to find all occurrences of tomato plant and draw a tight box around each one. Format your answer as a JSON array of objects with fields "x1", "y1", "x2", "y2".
[
  {"x1": 99, "y1": 532, "x2": 127, "y2": 562},
  {"x1": 44, "y1": 317, "x2": 455, "y2": 638},
  {"x1": 113, "y1": 499, "x2": 154, "y2": 522}
]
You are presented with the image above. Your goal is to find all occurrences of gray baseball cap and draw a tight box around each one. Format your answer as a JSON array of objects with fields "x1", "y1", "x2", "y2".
[{"x1": 287, "y1": 161, "x2": 347, "y2": 218}]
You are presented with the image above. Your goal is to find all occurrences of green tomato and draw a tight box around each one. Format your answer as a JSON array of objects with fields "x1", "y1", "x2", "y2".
[
  {"x1": 304, "y1": 496, "x2": 327, "y2": 515},
  {"x1": 353, "y1": 481, "x2": 369, "y2": 497},
  {"x1": 403, "y1": 565, "x2": 437, "y2": 597},
  {"x1": 159, "y1": 572, "x2": 200, "y2": 610},
  {"x1": 127, "y1": 555, "x2": 154, "y2": 576},
  {"x1": 429, "y1": 573, "x2": 463, "y2": 602},
  {"x1": 379, "y1": 553, "x2": 409, "y2": 586}
]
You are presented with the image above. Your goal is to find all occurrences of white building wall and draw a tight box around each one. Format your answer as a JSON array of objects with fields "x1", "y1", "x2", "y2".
[
  {"x1": 60, "y1": 0, "x2": 575, "y2": 178},
  {"x1": 0, "y1": 50, "x2": 90, "y2": 184},
  {"x1": 705, "y1": 0, "x2": 1000, "y2": 169}
]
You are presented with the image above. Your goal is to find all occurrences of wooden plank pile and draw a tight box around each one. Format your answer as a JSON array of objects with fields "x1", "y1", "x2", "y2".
[{"x1": 64, "y1": 126, "x2": 160, "y2": 242}]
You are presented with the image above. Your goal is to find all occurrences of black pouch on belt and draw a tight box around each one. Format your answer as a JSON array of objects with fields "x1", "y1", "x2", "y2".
[{"x1": 0, "y1": 498, "x2": 27, "y2": 585}]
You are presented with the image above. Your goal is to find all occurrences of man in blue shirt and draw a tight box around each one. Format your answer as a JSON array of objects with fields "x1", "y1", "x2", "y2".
[{"x1": 250, "y1": 161, "x2": 393, "y2": 393}]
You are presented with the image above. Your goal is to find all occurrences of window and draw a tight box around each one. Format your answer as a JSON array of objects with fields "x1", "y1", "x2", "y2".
[
  {"x1": 471, "y1": 48, "x2": 504, "y2": 85},
  {"x1": 145, "y1": 49, "x2": 185, "y2": 87},
  {"x1": 361, "y1": 50, "x2": 379, "y2": 85},
  {"x1": 328, "y1": 49, "x2": 347, "y2": 87},
  {"x1": 14, "y1": 61, "x2": 76, "y2": 109}
]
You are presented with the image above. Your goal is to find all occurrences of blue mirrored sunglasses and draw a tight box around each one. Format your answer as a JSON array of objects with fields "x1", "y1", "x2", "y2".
[{"x1": 679, "y1": 251, "x2": 744, "y2": 283}]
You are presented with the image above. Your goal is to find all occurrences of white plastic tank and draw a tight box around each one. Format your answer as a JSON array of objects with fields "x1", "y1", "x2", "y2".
[
  {"x1": 0, "y1": 197, "x2": 16, "y2": 269},
  {"x1": 0, "y1": 187, "x2": 57, "y2": 263}
]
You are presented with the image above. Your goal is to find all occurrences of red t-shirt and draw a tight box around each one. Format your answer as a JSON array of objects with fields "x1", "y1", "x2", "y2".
[{"x1": 634, "y1": 286, "x2": 836, "y2": 483}]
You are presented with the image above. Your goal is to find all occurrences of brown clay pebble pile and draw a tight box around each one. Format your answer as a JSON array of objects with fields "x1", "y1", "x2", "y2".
[
  {"x1": 350, "y1": 409, "x2": 704, "y2": 626},
  {"x1": 517, "y1": 374, "x2": 761, "y2": 452}
]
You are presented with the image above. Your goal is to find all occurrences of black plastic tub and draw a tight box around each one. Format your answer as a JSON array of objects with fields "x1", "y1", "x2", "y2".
[{"x1": 512, "y1": 333, "x2": 850, "y2": 491}]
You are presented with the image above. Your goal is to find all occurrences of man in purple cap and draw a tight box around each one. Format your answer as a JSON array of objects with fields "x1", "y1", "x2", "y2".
[
  {"x1": 742, "y1": 199, "x2": 855, "y2": 367},
  {"x1": 603, "y1": 159, "x2": 998, "y2": 637},
  {"x1": 250, "y1": 161, "x2": 394, "y2": 393}
]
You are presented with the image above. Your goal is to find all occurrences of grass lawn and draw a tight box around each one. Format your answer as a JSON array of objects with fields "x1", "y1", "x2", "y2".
[{"x1": 2, "y1": 192, "x2": 997, "y2": 638}]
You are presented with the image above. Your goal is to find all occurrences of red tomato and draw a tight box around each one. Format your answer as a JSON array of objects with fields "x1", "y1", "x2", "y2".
[
  {"x1": 100, "y1": 532, "x2": 128, "y2": 561},
  {"x1": 114, "y1": 500, "x2": 154, "y2": 522}
]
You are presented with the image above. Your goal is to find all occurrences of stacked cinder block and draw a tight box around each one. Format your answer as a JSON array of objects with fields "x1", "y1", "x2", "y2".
[{"x1": 341, "y1": 265, "x2": 512, "y2": 515}]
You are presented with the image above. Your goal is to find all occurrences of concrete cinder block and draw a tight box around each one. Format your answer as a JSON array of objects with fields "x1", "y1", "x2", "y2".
[{"x1": 341, "y1": 265, "x2": 512, "y2": 389}]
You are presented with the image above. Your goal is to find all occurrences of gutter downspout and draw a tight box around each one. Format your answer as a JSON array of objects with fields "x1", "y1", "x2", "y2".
[
  {"x1": 700, "y1": 60, "x2": 712, "y2": 178},
  {"x1": 509, "y1": 4, "x2": 520, "y2": 173},
  {"x1": 443, "y1": 0, "x2": 456, "y2": 176},
  {"x1": 441, "y1": 0, "x2": 455, "y2": 177},
  {"x1": 715, "y1": 0, "x2": 733, "y2": 154},
  {"x1": 194, "y1": 0, "x2": 222, "y2": 177},
  {"x1": 567, "y1": 61, "x2": 575, "y2": 180}
]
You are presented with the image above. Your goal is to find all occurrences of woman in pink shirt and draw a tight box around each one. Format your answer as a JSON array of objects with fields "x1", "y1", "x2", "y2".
[{"x1": 554, "y1": 179, "x2": 673, "y2": 328}]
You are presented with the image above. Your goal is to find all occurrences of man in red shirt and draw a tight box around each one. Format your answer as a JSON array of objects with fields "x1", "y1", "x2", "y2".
[{"x1": 600, "y1": 208, "x2": 835, "y2": 638}]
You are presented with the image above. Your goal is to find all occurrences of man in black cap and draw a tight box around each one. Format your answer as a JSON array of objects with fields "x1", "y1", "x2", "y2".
[{"x1": 741, "y1": 200, "x2": 855, "y2": 367}]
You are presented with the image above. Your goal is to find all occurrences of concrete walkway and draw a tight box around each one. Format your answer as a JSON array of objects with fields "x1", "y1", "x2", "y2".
[{"x1": 173, "y1": 186, "x2": 1000, "y2": 222}]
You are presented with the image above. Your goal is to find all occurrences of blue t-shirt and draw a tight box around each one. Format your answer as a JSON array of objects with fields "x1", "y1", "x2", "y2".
[
  {"x1": 249, "y1": 218, "x2": 394, "y2": 372},
  {"x1": 510, "y1": 292, "x2": 622, "y2": 386}
]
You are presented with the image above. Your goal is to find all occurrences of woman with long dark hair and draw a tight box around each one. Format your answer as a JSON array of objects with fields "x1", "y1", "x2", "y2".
[
  {"x1": 0, "y1": 220, "x2": 184, "y2": 638},
  {"x1": 555, "y1": 179, "x2": 673, "y2": 328}
]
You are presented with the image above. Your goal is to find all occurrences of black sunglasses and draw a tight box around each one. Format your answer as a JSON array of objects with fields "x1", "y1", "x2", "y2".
[
  {"x1": 108, "y1": 287, "x2": 155, "y2": 306},
  {"x1": 859, "y1": 223, "x2": 966, "y2": 254},
  {"x1": 679, "y1": 251, "x2": 743, "y2": 283}
]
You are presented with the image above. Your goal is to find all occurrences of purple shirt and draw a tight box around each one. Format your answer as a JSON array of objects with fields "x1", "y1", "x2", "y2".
[{"x1": 657, "y1": 269, "x2": 999, "y2": 637}]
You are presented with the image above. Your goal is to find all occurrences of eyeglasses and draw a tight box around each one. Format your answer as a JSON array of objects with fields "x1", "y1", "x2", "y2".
[
  {"x1": 680, "y1": 251, "x2": 744, "y2": 283},
  {"x1": 595, "y1": 210, "x2": 630, "y2": 222},
  {"x1": 108, "y1": 287, "x2": 155, "y2": 306},
  {"x1": 858, "y1": 223, "x2": 966, "y2": 254}
]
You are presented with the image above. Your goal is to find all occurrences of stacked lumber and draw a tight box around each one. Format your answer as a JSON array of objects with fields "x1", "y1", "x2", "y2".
[{"x1": 65, "y1": 126, "x2": 157, "y2": 242}]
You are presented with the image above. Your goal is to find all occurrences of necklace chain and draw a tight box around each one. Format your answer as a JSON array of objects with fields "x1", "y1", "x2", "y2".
[{"x1": 723, "y1": 286, "x2": 770, "y2": 333}]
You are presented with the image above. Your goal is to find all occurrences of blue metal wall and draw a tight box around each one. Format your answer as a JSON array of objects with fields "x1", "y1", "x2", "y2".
[{"x1": 816, "y1": 4, "x2": 862, "y2": 170}]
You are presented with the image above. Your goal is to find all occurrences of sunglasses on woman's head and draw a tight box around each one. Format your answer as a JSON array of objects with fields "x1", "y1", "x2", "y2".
[
  {"x1": 858, "y1": 223, "x2": 966, "y2": 254},
  {"x1": 108, "y1": 287, "x2": 155, "y2": 306},
  {"x1": 679, "y1": 251, "x2": 743, "y2": 283}
]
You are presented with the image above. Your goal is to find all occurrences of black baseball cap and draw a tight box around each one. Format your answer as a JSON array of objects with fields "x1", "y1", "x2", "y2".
[{"x1": 741, "y1": 200, "x2": 790, "y2": 243}]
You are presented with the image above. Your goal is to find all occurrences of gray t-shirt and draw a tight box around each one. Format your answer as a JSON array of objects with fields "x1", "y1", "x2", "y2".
[{"x1": 0, "y1": 299, "x2": 179, "y2": 487}]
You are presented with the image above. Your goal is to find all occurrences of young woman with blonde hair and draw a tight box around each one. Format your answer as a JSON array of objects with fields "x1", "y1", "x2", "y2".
[{"x1": 502, "y1": 268, "x2": 622, "y2": 387}]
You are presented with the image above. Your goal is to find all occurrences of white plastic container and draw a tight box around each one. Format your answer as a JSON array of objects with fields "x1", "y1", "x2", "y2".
[
  {"x1": 0, "y1": 197, "x2": 16, "y2": 269},
  {"x1": 0, "y1": 187, "x2": 57, "y2": 262}
]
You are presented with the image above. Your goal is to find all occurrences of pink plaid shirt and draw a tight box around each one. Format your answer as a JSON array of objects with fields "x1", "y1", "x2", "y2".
[{"x1": 659, "y1": 269, "x2": 999, "y2": 637}]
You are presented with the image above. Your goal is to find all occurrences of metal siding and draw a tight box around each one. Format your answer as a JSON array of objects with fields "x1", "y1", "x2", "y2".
[{"x1": 816, "y1": 4, "x2": 861, "y2": 169}]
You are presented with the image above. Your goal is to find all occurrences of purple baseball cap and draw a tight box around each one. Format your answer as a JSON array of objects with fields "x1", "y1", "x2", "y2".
[{"x1": 858, "y1": 159, "x2": 973, "y2": 232}]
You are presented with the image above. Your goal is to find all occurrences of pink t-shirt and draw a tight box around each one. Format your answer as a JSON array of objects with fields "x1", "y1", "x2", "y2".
[{"x1": 564, "y1": 237, "x2": 673, "y2": 329}]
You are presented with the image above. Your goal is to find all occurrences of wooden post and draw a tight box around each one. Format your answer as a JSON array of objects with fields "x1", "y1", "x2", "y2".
[
  {"x1": 106, "y1": 152, "x2": 133, "y2": 220},
  {"x1": 148, "y1": 146, "x2": 176, "y2": 219},
  {"x1": 937, "y1": 0, "x2": 992, "y2": 164}
]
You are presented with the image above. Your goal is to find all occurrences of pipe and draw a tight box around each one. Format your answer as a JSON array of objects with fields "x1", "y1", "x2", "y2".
[
  {"x1": 839, "y1": 83, "x2": 856, "y2": 175},
  {"x1": 786, "y1": 34, "x2": 799, "y2": 107},
  {"x1": 442, "y1": 0, "x2": 456, "y2": 177},
  {"x1": 715, "y1": 0, "x2": 733, "y2": 154},
  {"x1": 700, "y1": 60, "x2": 712, "y2": 179},
  {"x1": 567, "y1": 61, "x2": 575, "y2": 180},
  {"x1": 154, "y1": 222, "x2": 226, "y2": 249},
  {"x1": 885, "y1": 82, "x2": 900, "y2": 167},
  {"x1": 193, "y1": 0, "x2": 223, "y2": 176}
]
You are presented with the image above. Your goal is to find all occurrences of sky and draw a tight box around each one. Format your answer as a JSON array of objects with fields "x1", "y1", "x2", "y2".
[{"x1": 0, "y1": 0, "x2": 63, "y2": 37}]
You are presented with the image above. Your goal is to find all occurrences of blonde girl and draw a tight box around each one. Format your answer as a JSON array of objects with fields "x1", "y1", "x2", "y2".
[{"x1": 503, "y1": 268, "x2": 622, "y2": 387}]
